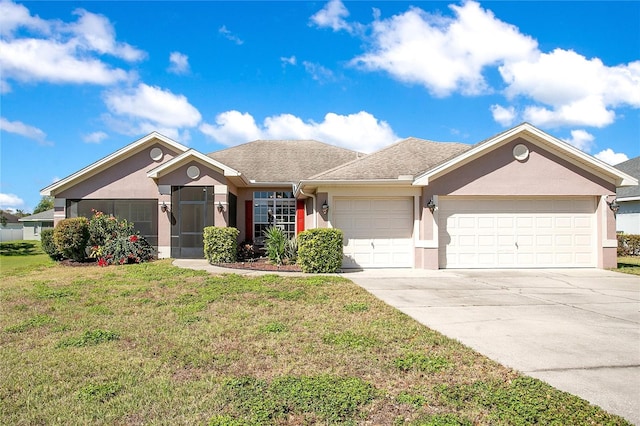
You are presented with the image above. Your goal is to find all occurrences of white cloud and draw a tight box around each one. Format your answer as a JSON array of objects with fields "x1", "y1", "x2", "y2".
[
  {"x1": 594, "y1": 149, "x2": 629, "y2": 165},
  {"x1": 302, "y1": 61, "x2": 335, "y2": 82},
  {"x1": 561, "y1": 129, "x2": 595, "y2": 152},
  {"x1": 310, "y1": 0, "x2": 352, "y2": 32},
  {"x1": 168, "y1": 51, "x2": 190, "y2": 75},
  {"x1": 82, "y1": 131, "x2": 108, "y2": 144},
  {"x1": 501, "y1": 49, "x2": 640, "y2": 128},
  {"x1": 200, "y1": 110, "x2": 399, "y2": 153},
  {"x1": 69, "y1": 8, "x2": 145, "y2": 61},
  {"x1": 490, "y1": 104, "x2": 516, "y2": 127},
  {"x1": 0, "y1": 193, "x2": 25, "y2": 210},
  {"x1": 104, "y1": 84, "x2": 202, "y2": 133},
  {"x1": 0, "y1": 117, "x2": 49, "y2": 144},
  {"x1": 199, "y1": 111, "x2": 262, "y2": 145},
  {"x1": 0, "y1": 0, "x2": 50, "y2": 36},
  {"x1": 351, "y1": 1, "x2": 537, "y2": 97},
  {"x1": 280, "y1": 56, "x2": 296, "y2": 66},
  {"x1": 0, "y1": 1, "x2": 143, "y2": 87},
  {"x1": 0, "y1": 38, "x2": 131, "y2": 85},
  {"x1": 219, "y1": 25, "x2": 243, "y2": 45}
]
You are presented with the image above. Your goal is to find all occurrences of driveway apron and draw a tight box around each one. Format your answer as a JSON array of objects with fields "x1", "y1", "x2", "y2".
[{"x1": 341, "y1": 268, "x2": 640, "y2": 424}]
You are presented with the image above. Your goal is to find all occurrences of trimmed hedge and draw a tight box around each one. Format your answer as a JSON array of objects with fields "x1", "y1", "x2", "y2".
[
  {"x1": 53, "y1": 217, "x2": 90, "y2": 262},
  {"x1": 617, "y1": 233, "x2": 640, "y2": 256},
  {"x1": 204, "y1": 226, "x2": 239, "y2": 264},
  {"x1": 41, "y1": 228, "x2": 63, "y2": 260},
  {"x1": 297, "y1": 228, "x2": 344, "y2": 273}
]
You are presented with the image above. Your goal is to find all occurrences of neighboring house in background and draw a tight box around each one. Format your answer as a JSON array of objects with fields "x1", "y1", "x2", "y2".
[
  {"x1": 0, "y1": 211, "x2": 23, "y2": 242},
  {"x1": 19, "y1": 209, "x2": 54, "y2": 240},
  {"x1": 615, "y1": 156, "x2": 640, "y2": 234},
  {"x1": 41, "y1": 123, "x2": 637, "y2": 269}
]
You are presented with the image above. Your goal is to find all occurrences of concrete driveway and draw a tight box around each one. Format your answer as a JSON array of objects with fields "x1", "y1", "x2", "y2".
[{"x1": 341, "y1": 268, "x2": 640, "y2": 425}]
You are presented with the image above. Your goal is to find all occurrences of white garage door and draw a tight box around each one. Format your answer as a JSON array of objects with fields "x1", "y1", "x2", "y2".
[
  {"x1": 439, "y1": 197, "x2": 596, "y2": 268},
  {"x1": 332, "y1": 198, "x2": 414, "y2": 268}
]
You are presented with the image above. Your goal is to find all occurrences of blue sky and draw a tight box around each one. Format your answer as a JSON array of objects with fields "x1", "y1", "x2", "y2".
[{"x1": 1, "y1": 0, "x2": 639, "y2": 212}]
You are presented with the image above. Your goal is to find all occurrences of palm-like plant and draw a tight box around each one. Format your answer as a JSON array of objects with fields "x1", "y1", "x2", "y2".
[{"x1": 263, "y1": 226, "x2": 286, "y2": 265}]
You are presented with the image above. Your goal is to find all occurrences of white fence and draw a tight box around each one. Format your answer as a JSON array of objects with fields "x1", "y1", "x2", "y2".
[{"x1": 0, "y1": 226, "x2": 24, "y2": 242}]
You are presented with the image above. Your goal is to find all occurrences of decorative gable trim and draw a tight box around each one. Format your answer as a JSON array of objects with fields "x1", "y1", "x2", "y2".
[
  {"x1": 413, "y1": 123, "x2": 637, "y2": 187},
  {"x1": 41, "y1": 132, "x2": 189, "y2": 196},
  {"x1": 146, "y1": 149, "x2": 243, "y2": 179}
]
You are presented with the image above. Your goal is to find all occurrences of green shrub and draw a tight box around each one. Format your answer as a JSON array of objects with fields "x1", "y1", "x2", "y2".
[
  {"x1": 617, "y1": 233, "x2": 640, "y2": 256},
  {"x1": 264, "y1": 226, "x2": 286, "y2": 265},
  {"x1": 204, "y1": 226, "x2": 239, "y2": 263},
  {"x1": 88, "y1": 210, "x2": 155, "y2": 266},
  {"x1": 53, "y1": 217, "x2": 90, "y2": 261},
  {"x1": 41, "y1": 228, "x2": 63, "y2": 261},
  {"x1": 297, "y1": 228, "x2": 343, "y2": 273}
]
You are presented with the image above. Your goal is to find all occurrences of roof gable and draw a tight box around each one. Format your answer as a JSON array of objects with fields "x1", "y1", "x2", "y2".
[
  {"x1": 41, "y1": 132, "x2": 189, "y2": 196},
  {"x1": 147, "y1": 149, "x2": 242, "y2": 179},
  {"x1": 413, "y1": 123, "x2": 637, "y2": 187},
  {"x1": 208, "y1": 140, "x2": 363, "y2": 183},
  {"x1": 615, "y1": 156, "x2": 640, "y2": 199}
]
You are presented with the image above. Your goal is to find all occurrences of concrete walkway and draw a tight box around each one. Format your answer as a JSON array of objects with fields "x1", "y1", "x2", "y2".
[{"x1": 173, "y1": 260, "x2": 640, "y2": 424}]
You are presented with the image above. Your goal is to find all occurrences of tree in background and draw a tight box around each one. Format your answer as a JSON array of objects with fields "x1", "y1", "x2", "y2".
[{"x1": 33, "y1": 196, "x2": 54, "y2": 214}]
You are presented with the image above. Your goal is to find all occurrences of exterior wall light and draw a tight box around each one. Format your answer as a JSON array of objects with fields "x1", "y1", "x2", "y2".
[
  {"x1": 322, "y1": 201, "x2": 329, "y2": 215},
  {"x1": 607, "y1": 198, "x2": 620, "y2": 215},
  {"x1": 426, "y1": 198, "x2": 436, "y2": 213},
  {"x1": 217, "y1": 202, "x2": 225, "y2": 213},
  {"x1": 161, "y1": 202, "x2": 168, "y2": 213}
]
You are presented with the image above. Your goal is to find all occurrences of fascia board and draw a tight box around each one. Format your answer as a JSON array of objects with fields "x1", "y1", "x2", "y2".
[
  {"x1": 617, "y1": 196, "x2": 640, "y2": 202},
  {"x1": 41, "y1": 132, "x2": 189, "y2": 196},
  {"x1": 146, "y1": 149, "x2": 241, "y2": 178}
]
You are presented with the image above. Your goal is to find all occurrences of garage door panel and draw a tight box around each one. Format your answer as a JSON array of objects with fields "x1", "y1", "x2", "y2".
[
  {"x1": 439, "y1": 198, "x2": 595, "y2": 268},
  {"x1": 334, "y1": 197, "x2": 414, "y2": 268}
]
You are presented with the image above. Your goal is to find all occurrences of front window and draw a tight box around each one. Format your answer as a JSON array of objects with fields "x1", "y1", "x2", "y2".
[{"x1": 253, "y1": 191, "x2": 296, "y2": 244}]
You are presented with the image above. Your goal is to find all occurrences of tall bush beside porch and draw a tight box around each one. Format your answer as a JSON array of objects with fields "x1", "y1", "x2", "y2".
[
  {"x1": 297, "y1": 228, "x2": 344, "y2": 273},
  {"x1": 204, "y1": 226, "x2": 239, "y2": 264}
]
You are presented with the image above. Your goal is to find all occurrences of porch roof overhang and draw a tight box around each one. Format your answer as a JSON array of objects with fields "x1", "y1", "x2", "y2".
[
  {"x1": 295, "y1": 177, "x2": 414, "y2": 197},
  {"x1": 146, "y1": 149, "x2": 249, "y2": 185},
  {"x1": 412, "y1": 123, "x2": 638, "y2": 188}
]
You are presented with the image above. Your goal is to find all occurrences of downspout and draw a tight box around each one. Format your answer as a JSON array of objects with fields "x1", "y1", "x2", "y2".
[{"x1": 298, "y1": 187, "x2": 317, "y2": 228}]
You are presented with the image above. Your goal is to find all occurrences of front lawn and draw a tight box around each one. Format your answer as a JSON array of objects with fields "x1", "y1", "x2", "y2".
[
  {"x1": 616, "y1": 256, "x2": 640, "y2": 276},
  {"x1": 0, "y1": 255, "x2": 631, "y2": 424}
]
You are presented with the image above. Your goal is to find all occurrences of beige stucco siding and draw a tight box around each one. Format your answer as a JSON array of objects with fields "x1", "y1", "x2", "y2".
[
  {"x1": 426, "y1": 138, "x2": 615, "y2": 197},
  {"x1": 57, "y1": 144, "x2": 182, "y2": 200}
]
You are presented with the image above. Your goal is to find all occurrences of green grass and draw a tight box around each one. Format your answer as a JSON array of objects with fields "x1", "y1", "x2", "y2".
[
  {"x1": 616, "y1": 256, "x2": 640, "y2": 276},
  {"x1": 0, "y1": 240, "x2": 55, "y2": 275},
  {"x1": 0, "y1": 254, "x2": 632, "y2": 425}
]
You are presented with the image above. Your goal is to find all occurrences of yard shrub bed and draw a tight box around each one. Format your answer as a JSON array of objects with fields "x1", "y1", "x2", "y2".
[
  {"x1": 0, "y1": 259, "x2": 631, "y2": 425},
  {"x1": 204, "y1": 226, "x2": 239, "y2": 264},
  {"x1": 297, "y1": 228, "x2": 344, "y2": 273},
  {"x1": 617, "y1": 233, "x2": 640, "y2": 256}
]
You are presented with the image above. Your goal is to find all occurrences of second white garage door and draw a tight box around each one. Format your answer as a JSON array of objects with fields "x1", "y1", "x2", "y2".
[
  {"x1": 332, "y1": 198, "x2": 414, "y2": 268},
  {"x1": 439, "y1": 197, "x2": 596, "y2": 268}
]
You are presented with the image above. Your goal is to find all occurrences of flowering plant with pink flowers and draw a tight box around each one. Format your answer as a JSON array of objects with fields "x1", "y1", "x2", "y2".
[{"x1": 88, "y1": 210, "x2": 155, "y2": 266}]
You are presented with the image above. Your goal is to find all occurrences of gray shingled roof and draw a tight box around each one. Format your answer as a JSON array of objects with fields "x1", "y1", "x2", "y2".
[
  {"x1": 616, "y1": 156, "x2": 640, "y2": 198},
  {"x1": 208, "y1": 140, "x2": 363, "y2": 183},
  {"x1": 309, "y1": 137, "x2": 471, "y2": 180},
  {"x1": 18, "y1": 209, "x2": 54, "y2": 222}
]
